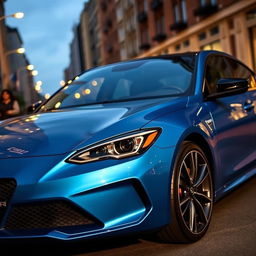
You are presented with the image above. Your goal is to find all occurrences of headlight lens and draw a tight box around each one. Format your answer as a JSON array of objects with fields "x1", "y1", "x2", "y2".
[{"x1": 67, "y1": 129, "x2": 160, "y2": 164}]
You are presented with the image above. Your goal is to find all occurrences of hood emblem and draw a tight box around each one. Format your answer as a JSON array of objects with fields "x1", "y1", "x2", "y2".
[{"x1": 7, "y1": 147, "x2": 29, "y2": 155}]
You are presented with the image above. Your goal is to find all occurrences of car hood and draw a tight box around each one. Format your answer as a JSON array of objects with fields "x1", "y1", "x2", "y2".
[{"x1": 0, "y1": 97, "x2": 188, "y2": 158}]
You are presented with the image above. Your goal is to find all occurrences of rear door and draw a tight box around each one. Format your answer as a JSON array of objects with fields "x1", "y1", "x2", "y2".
[{"x1": 203, "y1": 54, "x2": 254, "y2": 188}]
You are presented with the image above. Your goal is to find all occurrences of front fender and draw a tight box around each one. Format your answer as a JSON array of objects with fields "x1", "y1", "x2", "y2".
[{"x1": 142, "y1": 102, "x2": 220, "y2": 197}]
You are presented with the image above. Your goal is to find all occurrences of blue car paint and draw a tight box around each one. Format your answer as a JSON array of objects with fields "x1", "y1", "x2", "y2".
[
  {"x1": 0, "y1": 51, "x2": 255, "y2": 241},
  {"x1": 0, "y1": 97, "x2": 184, "y2": 158}
]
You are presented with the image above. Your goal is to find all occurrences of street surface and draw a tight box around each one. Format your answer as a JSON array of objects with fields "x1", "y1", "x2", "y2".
[{"x1": 2, "y1": 177, "x2": 256, "y2": 256}]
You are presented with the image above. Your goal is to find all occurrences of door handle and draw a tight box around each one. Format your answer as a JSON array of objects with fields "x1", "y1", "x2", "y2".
[{"x1": 243, "y1": 101, "x2": 254, "y2": 111}]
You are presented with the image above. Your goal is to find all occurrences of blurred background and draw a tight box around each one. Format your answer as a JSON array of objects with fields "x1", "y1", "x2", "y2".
[{"x1": 0, "y1": 0, "x2": 256, "y2": 113}]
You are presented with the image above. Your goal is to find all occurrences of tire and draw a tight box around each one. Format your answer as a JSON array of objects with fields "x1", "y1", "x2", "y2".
[{"x1": 157, "y1": 141, "x2": 213, "y2": 243}]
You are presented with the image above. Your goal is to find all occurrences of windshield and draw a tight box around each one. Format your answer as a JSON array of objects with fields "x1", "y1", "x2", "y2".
[{"x1": 40, "y1": 56, "x2": 195, "y2": 111}]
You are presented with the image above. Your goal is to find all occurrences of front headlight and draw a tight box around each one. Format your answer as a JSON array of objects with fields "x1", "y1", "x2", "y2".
[{"x1": 67, "y1": 128, "x2": 161, "y2": 164}]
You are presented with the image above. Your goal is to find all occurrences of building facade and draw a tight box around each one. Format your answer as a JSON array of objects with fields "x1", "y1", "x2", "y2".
[
  {"x1": 64, "y1": 24, "x2": 85, "y2": 82},
  {"x1": 98, "y1": 0, "x2": 120, "y2": 64},
  {"x1": 0, "y1": 0, "x2": 10, "y2": 91},
  {"x1": 116, "y1": 0, "x2": 140, "y2": 60},
  {"x1": 65, "y1": 0, "x2": 103, "y2": 81},
  {"x1": 64, "y1": 0, "x2": 256, "y2": 82},
  {"x1": 80, "y1": 0, "x2": 102, "y2": 69},
  {"x1": 5, "y1": 26, "x2": 36, "y2": 108},
  {"x1": 0, "y1": 0, "x2": 39, "y2": 108},
  {"x1": 136, "y1": 0, "x2": 256, "y2": 71}
]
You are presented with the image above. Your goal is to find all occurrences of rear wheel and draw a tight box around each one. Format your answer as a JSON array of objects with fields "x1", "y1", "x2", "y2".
[{"x1": 157, "y1": 141, "x2": 213, "y2": 243}]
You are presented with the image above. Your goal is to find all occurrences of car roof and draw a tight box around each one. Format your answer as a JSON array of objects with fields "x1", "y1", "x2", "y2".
[
  {"x1": 91, "y1": 51, "x2": 232, "y2": 68},
  {"x1": 86, "y1": 52, "x2": 199, "y2": 72},
  {"x1": 78, "y1": 50, "x2": 252, "y2": 79}
]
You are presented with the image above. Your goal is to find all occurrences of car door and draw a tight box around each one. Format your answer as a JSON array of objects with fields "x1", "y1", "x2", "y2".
[
  {"x1": 203, "y1": 54, "x2": 254, "y2": 189},
  {"x1": 225, "y1": 57, "x2": 256, "y2": 171}
]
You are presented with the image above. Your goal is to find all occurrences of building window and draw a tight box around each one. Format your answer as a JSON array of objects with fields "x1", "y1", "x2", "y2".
[
  {"x1": 175, "y1": 44, "x2": 181, "y2": 51},
  {"x1": 198, "y1": 32, "x2": 206, "y2": 41},
  {"x1": 140, "y1": 27, "x2": 150, "y2": 50},
  {"x1": 210, "y1": 26, "x2": 219, "y2": 36},
  {"x1": 229, "y1": 34, "x2": 236, "y2": 57},
  {"x1": 138, "y1": 0, "x2": 148, "y2": 12},
  {"x1": 195, "y1": 0, "x2": 218, "y2": 16},
  {"x1": 200, "y1": 0, "x2": 217, "y2": 6},
  {"x1": 183, "y1": 40, "x2": 190, "y2": 47},
  {"x1": 246, "y1": 9, "x2": 256, "y2": 20},
  {"x1": 118, "y1": 26, "x2": 125, "y2": 42},
  {"x1": 201, "y1": 40, "x2": 222, "y2": 51},
  {"x1": 155, "y1": 15, "x2": 165, "y2": 34},
  {"x1": 181, "y1": 0, "x2": 187, "y2": 22},
  {"x1": 116, "y1": 6, "x2": 123, "y2": 22},
  {"x1": 144, "y1": 0, "x2": 148, "y2": 12},
  {"x1": 173, "y1": 0, "x2": 187, "y2": 23},
  {"x1": 154, "y1": 12, "x2": 166, "y2": 42},
  {"x1": 141, "y1": 28, "x2": 150, "y2": 44},
  {"x1": 174, "y1": 4, "x2": 180, "y2": 23},
  {"x1": 151, "y1": 0, "x2": 163, "y2": 11}
]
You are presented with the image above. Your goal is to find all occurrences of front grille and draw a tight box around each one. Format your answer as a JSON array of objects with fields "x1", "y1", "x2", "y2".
[
  {"x1": 0, "y1": 179, "x2": 16, "y2": 223},
  {"x1": 5, "y1": 200, "x2": 96, "y2": 230}
]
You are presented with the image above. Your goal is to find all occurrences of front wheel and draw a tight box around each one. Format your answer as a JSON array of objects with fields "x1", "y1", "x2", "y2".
[{"x1": 157, "y1": 141, "x2": 213, "y2": 243}]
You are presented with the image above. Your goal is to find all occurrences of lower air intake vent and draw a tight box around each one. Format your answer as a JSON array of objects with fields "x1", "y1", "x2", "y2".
[
  {"x1": 5, "y1": 200, "x2": 96, "y2": 230},
  {"x1": 0, "y1": 179, "x2": 16, "y2": 222}
]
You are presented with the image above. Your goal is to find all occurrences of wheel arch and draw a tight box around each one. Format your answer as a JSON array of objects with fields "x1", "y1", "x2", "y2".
[
  {"x1": 158, "y1": 131, "x2": 216, "y2": 242},
  {"x1": 182, "y1": 132, "x2": 217, "y2": 200}
]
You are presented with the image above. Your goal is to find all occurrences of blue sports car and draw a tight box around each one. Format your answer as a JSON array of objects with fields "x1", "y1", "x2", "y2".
[{"x1": 0, "y1": 51, "x2": 255, "y2": 243}]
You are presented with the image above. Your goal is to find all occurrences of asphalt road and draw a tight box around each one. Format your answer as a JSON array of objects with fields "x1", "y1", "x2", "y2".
[{"x1": 3, "y1": 177, "x2": 256, "y2": 256}]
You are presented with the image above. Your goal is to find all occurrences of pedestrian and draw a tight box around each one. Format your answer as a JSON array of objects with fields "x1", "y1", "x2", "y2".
[{"x1": 0, "y1": 89, "x2": 20, "y2": 120}]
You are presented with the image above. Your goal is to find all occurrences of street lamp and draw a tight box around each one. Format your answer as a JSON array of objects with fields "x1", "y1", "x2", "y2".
[
  {"x1": 35, "y1": 81, "x2": 43, "y2": 92},
  {"x1": 36, "y1": 81, "x2": 42, "y2": 87},
  {"x1": 0, "y1": 12, "x2": 24, "y2": 21},
  {"x1": 31, "y1": 70, "x2": 38, "y2": 76},
  {"x1": 44, "y1": 93, "x2": 51, "y2": 100},
  {"x1": 12, "y1": 12, "x2": 24, "y2": 19},
  {"x1": 16, "y1": 47, "x2": 25, "y2": 54},
  {"x1": 17, "y1": 64, "x2": 34, "y2": 73},
  {"x1": 27, "y1": 64, "x2": 34, "y2": 71},
  {"x1": 16, "y1": 64, "x2": 35, "y2": 90},
  {"x1": 60, "y1": 80, "x2": 65, "y2": 86},
  {"x1": 0, "y1": 12, "x2": 25, "y2": 89},
  {"x1": 5, "y1": 47, "x2": 25, "y2": 56}
]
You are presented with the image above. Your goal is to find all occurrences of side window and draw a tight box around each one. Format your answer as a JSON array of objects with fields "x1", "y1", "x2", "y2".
[
  {"x1": 204, "y1": 55, "x2": 232, "y2": 95},
  {"x1": 204, "y1": 55, "x2": 256, "y2": 95},
  {"x1": 226, "y1": 58, "x2": 256, "y2": 90}
]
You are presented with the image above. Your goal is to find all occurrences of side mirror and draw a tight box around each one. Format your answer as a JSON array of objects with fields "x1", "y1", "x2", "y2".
[
  {"x1": 206, "y1": 78, "x2": 248, "y2": 100},
  {"x1": 27, "y1": 101, "x2": 42, "y2": 114}
]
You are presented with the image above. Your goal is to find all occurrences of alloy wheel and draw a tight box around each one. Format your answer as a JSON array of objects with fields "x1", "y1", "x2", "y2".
[{"x1": 178, "y1": 150, "x2": 213, "y2": 234}]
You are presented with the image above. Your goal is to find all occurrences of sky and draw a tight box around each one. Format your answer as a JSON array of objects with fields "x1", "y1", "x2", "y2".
[{"x1": 5, "y1": 0, "x2": 86, "y2": 96}]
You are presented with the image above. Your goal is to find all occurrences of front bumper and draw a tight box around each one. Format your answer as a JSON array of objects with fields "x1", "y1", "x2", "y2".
[{"x1": 0, "y1": 146, "x2": 175, "y2": 241}]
